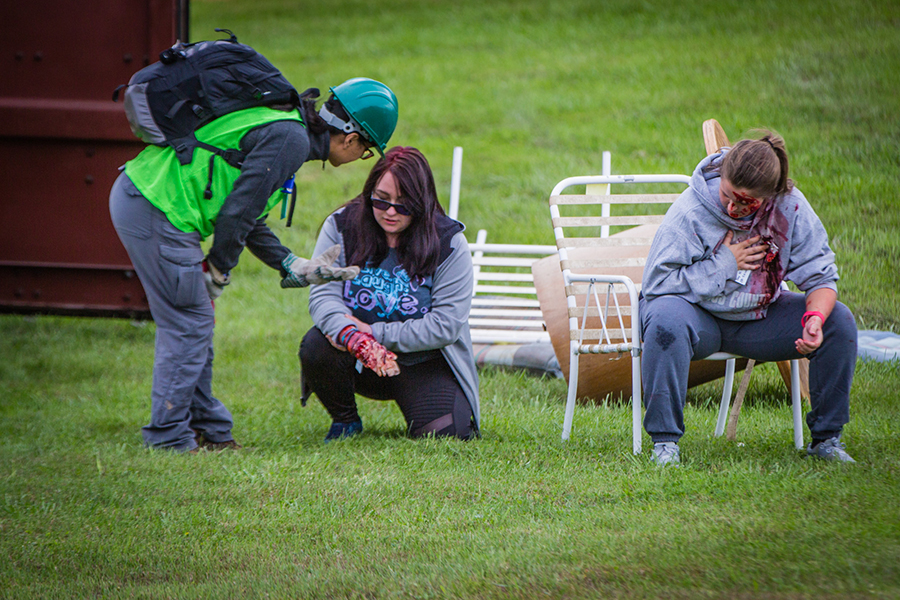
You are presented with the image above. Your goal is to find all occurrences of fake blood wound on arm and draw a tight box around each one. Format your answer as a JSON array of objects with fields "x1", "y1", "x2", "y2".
[{"x1": 338, "y1": 326, "x2": 399, "y2": 375}]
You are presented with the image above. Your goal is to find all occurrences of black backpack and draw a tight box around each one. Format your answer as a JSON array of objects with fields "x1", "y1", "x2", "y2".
[{"x1": 113, "y1": 29, "x2": 300, "y2": 172}]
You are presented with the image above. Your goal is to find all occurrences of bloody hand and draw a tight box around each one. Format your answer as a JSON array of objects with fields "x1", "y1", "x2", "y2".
[
  {"x1": 723, "y1": 231, "x2": 767, "y2": 270},
  {"x1": 338, "y1": 326, "x2": 400, "y2": 377}
]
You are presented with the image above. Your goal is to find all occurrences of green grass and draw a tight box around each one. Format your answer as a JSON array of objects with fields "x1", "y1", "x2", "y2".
[
  {"x1": 2, "y1": 0, "x2": 900, "y2": 597},
  {"x1": 2, "y1": 316, "x2": 899, "y2": 598}
]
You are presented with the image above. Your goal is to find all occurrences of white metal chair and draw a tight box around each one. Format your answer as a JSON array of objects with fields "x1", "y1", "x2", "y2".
[
  {"x1": 446, "y1": 146, "x2": 559, "y2": 346},
  {"x1": 468, "y1": 229, "x2": 557, "y2": 345},
  {"x1": 549, "y1": 174, "x2": 803, "y2": 454}
]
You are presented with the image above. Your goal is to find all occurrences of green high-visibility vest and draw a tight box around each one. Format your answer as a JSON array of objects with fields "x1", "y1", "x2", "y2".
[{"x1": 125, "y1": 106, "x2": 304, "y2": 239}]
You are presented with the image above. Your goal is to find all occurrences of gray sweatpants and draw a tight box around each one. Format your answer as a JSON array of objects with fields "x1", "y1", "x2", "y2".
[
  {"x1": 640, "y1": 292, "x2": 856, "y2": 444},
  {"x1": 109, "y1": 173, "x2": 234, "y2": 451}
]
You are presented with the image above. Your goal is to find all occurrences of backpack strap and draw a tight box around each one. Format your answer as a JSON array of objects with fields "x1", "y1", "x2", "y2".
[
  {"x1": 169, "y1": 133, "x2": 247, "y2": 199},
  {"x1": 170, "y1": 133, "x2": 246, "y2": 168},
  {"x1": 166, "y1": 86, "x2": 194, "y2": 121}
]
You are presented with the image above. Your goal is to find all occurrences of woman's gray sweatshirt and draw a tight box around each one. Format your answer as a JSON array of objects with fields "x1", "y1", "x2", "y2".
[
  {"x1": 642, "y1": 150, "x2": 838, "y2": 321},
  {"x1": 308, "y1": 209, "x2": 480, "y2": 427}
]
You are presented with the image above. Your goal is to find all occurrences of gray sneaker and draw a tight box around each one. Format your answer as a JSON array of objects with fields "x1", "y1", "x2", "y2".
[
  {"x1": 806, "y1": 437, "x2": 856, "y2": 463},
  {"x1": 651, "y1": 442, "x2": 681, "y2": 466}
]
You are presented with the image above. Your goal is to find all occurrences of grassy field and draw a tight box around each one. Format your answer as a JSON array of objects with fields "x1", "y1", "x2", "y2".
[{"x1": 2, "y1": 0, "x2": 900, "y2": 598}]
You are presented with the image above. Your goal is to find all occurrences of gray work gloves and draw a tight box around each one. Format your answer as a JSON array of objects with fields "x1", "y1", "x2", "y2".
[
  {"x1": 202, "y1": 260, "x2": 230, "y2": 300},
  {"x1": 280, "y1": 245, "x2": 360, "y2": 288}
]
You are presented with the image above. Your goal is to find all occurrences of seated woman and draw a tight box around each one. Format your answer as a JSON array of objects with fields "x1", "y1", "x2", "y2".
[
  {"x1": 299, "y1": 146, "x2": 479, "y2": 441},
  {"x1": 641, "y1": 131, "x2": 857, "y2": 466}
]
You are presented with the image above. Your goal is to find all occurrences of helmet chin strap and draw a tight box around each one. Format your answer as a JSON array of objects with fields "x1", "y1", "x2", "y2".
[{"x1": 318, "y1": 105, "x2": 369, "y2": 142}]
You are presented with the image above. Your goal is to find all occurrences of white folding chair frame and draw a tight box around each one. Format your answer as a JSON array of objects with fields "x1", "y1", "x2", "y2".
[
  {"x1": 550, "y1": 175, "x2": 805, "y2": 453},
  {"x1": 469, "y1": 229, "x2": 558, "y2": 345},
  {"x1": 449, "y1": 147, "x2": 558, "y2": 346}
]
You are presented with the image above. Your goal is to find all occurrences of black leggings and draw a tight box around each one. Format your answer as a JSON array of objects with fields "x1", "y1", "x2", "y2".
[{"x1": 299, "y1": 327, "x2": 475, "y2": 440}]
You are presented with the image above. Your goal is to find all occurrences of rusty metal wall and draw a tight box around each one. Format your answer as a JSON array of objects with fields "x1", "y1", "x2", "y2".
[{"x1": 0, "y1": 0, "x2": 188, "y2": 319}]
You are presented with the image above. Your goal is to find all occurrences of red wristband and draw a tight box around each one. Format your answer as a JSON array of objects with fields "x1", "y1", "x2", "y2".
[{"x1": 801, "y1": 311, "x2": 826, "y2": 327}]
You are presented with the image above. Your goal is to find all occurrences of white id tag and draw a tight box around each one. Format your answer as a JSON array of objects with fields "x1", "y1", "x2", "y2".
[{"x1": 735, "y1": 270, "x2": 751, "y2": 285}]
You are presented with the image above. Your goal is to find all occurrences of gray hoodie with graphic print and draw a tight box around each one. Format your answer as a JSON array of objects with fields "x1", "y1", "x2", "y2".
[{"x1": 641, "y1": 150, "x2": 838, "y2": 321}]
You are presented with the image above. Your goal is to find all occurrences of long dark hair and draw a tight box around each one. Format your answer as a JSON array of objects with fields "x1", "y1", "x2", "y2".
[
  {"x1": 298, "y1": 87, "x2": 351, "y2": 137},
  {"x1": 721, "y1": 130, "x2": 794, "y2": 198},
  {"x1": 344, "y1": 147, "x2": 446, "y2": 279}
]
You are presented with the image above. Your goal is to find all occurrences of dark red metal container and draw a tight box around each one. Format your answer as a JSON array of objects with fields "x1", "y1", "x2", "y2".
[{"x1": 0, "y1": 1, "x2": 188, "y2": 319}]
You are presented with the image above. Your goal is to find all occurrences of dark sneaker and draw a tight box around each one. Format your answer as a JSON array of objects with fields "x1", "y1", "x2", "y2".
[
  {"x1": 193, "y1": 430, "x2": 242, "y2": 451},
  {"x1": 651, "y1": 442, "x2": 681, "y2": 466},
  {"x1": 324, "y1": 419, "x2": 363, "y2": 442},
  {"x1": 201, "y1": 439, "x2": 242, "y2": 451},
  {"x1": 807, "y1": 437, "x2": 855, "y2": 463}
]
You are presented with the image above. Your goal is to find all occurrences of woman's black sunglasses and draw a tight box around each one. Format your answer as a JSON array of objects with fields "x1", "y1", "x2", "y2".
[{"x1": 370, "y1": 196, "x2": 412, "y2": 216}]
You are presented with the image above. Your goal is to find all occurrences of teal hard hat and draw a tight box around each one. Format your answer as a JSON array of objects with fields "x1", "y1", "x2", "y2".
[{"x1": 329, "y1": 78, "x2": 398, "y2": 156}]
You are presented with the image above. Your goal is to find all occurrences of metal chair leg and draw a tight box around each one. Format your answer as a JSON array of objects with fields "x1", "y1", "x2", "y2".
[
  {"x1": 791, "y1": 359, "x2": 804, "y2": 450},
  {"x1": 562, "y1": 344, "x2": 579, "y2": 441},
  {"x1": 632, "y1": 355, "x2": 643, "y2": 454},
  {"x1": 715, "y1": 358, "x2": 736, "y2": 437}
]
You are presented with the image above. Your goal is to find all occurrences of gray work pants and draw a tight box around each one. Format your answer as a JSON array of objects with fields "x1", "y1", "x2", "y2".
[
  {"x1": 640, "y1": 292, "x2": 856, "y2": 444},
  {"x1": 109, "y1": 172, "x2": 234, "y2": 451}
]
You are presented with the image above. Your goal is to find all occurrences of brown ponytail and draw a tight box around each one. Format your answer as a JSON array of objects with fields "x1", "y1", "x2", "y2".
[{"x1": 721, "y1": 130, "x2": 794, "y2": 198}]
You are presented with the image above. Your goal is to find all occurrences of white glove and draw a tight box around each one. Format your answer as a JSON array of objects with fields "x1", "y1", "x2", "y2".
[
  {"x1": 280, "y1": 245, "x2": 360, "y2": 288},
  {"x1": 202, "y1": 260, "x2": 230, "y2": 300}
]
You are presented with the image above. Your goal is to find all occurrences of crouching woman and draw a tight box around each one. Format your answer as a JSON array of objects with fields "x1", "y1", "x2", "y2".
[{"x1": 299, "y1": 147, "x2": 480, "y2": 441}]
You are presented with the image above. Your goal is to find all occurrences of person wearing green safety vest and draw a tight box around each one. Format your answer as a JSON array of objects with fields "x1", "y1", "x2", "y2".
[{"x1": 109, "y1": 78, "x2": 399, "y2": 453}]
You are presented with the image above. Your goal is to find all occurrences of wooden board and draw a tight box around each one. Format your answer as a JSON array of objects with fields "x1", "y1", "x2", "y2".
[
  {"x1": 702, "y1": 119, "x2": 730, "y2": 155},
  {"x1": 532, "y1": 224, "x2": 748, "y2": 403}
]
